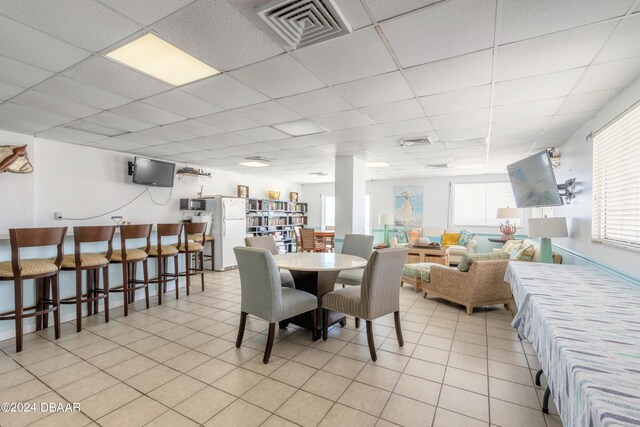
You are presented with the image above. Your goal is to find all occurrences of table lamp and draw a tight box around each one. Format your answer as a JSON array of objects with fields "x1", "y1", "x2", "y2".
[
  {"x1": 379, "y1": 214, "x2": 394, "y2": 246},
  {"x1": 496, "y1": 207, "x2": 519, "y2": 240},
  {"x1": 528, "y1": 217, "x2": 568, "y2": 263}
]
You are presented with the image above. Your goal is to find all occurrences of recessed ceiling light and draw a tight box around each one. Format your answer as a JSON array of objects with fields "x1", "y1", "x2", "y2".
[
  {"x1": 105, "y1": 33, "x2": 220, "y2": 86},
  {"x1": 366, "y1": 162, "x2": 389, "y2": 168},
  {"x1": 272, "y1": 119, "x2": 328, "y2": 136},
  {"x1": 239, "y1": 161, "x2": 270, "y2": 168}
]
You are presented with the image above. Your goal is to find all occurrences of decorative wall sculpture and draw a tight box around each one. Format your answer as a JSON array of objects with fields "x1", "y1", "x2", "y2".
[{"x1": 0, "y1": 145, "x2": 33, "y2": 174}]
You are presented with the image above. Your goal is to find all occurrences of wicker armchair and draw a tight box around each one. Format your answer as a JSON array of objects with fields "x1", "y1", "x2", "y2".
[{"x1": 422, "y1": 259, "x2": 512, "y2": 315}]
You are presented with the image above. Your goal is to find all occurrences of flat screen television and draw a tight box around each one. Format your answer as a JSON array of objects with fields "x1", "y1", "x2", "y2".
[
  {"x1": 132, "y1": 157, "x2": 175, "y2": 187},
  {"x1": 507, "y1": 151, "x2": 562, "y2": 207}
]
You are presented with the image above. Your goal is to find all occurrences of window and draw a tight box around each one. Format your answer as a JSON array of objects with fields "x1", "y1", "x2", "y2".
[
  {"x1": 592, "y1": 101, "x2": 640, "y2": 251},
  {"x1": 532, "y1": 206, "x2": 554, "y2": 219},
  {"x1": 321, "y1": 194, "x2": 372, "y2": 233},
  {"x1": 453, "y1": 182, "x2": 519, "y2": 227}
]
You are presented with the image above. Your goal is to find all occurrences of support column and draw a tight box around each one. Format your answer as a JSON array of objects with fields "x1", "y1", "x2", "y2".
[{"x1": 334, "y1": 156, "x2": 366, "y2": 242}]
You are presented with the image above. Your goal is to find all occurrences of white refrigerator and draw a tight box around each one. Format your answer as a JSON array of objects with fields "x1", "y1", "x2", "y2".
[{"x1": 207, "y1": 197, "x2": 246, "y2": 271}]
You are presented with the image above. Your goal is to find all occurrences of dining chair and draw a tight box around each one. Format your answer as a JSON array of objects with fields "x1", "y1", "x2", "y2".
[
  {"x1": 0, "y1": 227, "x2": 67, "y2": 352},
  {"x1": 234, "y1": 247, "x2": 318, "y2": 363},
  {"x1": 59, "y1": 225, "x2": 115, "y2": 333},
  {"x1": 336, "y1": 234, "x2": 375, "y2": 289},
  {"x1": 244, "y1": 236, "x2": 295, "y2": 288},
  {"x1": 180, "y1": 222, "x2": 206, "y2": 294},
  {"x1": 148, "y1": 223, "x2": 182, "y2": 305},
  {"x1": 322, "y1": 248, "x2": 408, "y2": 361},
  {"x1": 300, "y1": 228, "x2": 325, "y2": 252}
]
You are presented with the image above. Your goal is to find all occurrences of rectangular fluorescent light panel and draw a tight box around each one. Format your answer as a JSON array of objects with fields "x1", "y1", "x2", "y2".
[
  {"x1": 105, "y1": 33, "x2": 220, "y2": 86},
  {"x1": 272, "y1": 119, "x2": 328, "y2": 136},
  {"x1": 239, "y1": 161, "x2": 270, "y2": 168},
  {"x1": 366, "y1": 162, "x2": 389, "y2": 168}
]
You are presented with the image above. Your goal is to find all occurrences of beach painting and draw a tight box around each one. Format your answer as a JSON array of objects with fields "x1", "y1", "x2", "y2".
[{"x1": 395, "y1": 185, "x2": 423, "y2": 227}]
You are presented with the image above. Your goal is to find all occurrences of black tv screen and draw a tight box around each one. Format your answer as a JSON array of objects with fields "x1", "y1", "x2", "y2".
[
  {"x1": 507, "y1": 151, "x2": 562, "y2": 207},
  {"x1": 132, "y1": 157, "x2": 175, "y2": 187}
]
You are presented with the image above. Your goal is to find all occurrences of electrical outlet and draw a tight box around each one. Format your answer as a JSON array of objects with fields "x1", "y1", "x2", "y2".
[{"x1": 54, "y1": 212, "x2": 63, "y2": 220}]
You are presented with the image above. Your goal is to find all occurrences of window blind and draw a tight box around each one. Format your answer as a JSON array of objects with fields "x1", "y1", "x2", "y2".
[
  {"x1": 453, "y1": 182, "x2": 518, "y2": 227},
  {"x1": 592, "y1": 101, "x2": 640, "y2": 251}
]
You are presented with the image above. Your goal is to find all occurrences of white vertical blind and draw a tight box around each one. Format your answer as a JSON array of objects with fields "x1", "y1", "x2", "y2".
[
  {"x1": 592, "y1": 101, "x2": 640, "y2": 251},
  {"x1": 453, "y1": 182, "x2": 518, "y2": 227}
]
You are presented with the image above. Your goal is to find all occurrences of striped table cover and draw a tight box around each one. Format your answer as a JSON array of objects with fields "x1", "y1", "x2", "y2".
[{"x1": 505, "y1": 262, "x2": 640, "y2": 427}]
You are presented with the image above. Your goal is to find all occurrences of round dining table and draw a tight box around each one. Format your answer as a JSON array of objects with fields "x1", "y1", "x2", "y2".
[{"x1": 272, "y1": 253, "x2": 367, "y2": 339}]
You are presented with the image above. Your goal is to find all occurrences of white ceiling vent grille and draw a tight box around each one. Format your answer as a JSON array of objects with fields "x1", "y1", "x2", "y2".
[
  {"x1": 399, "y1": 137, "x2": 433, "y2": 147},
  {"x1": 256, "y1": 0, "x2": 352, "y2": 49},
  {"x1": 426, "y1": 163, "x2": 450, "y2": 169},
  {"x1": 245, "y1": 155, "x2": 274, "y2": 162}
]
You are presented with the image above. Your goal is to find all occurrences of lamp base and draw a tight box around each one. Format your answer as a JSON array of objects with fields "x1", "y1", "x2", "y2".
[
  {"x1": 383, "y1": 224, "x2": 390, "y2": 246},
  {"x1": 539, "y1": 237, "x2": 553, "y2": 263}
]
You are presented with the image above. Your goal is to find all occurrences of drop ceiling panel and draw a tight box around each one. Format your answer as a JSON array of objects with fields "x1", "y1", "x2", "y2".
[
  {"x1": 572, "y1": 57, "x2": 640, "y2": 93},
  {"x1": 0, "y1": 0, "x2": 142, "y2": 51},
  {"x1": 493, "y1": 68, "x2": 585, "y2": 105},
  {"x1": 139, "y1": 125, "x2": 193, "y2": 141},
  {"x1": 444, "y1": 137, "x2": 487, "y2": 150},
  {"x1": 363, "y1": 0, "x2": 441, "y2": 21},
  {"x1": 594, "y1": 13, "x2": 640, "y2": 63},
  {"x1": 333, "y1": 0, "x2": 371, "y2": 29},
  {"x1": 159, "y1": 119, "x2": 225, "y2": 137},
  {"x1": 361, "y1": 99, "x2": 425, "y2": 124},
  {"x1": 0, "y1": 82, "x2": 23, "y2": 101},
  {"x1": 37, "y1": 76, "x2": 133, "y2": 110},
  {"x1": 195, "y1": 111, "x2": 260, "y2": 132},
  {"x1": 498, "y1": 0, "x2": 633, "y2": 44},
  {"x1": 230, "y1": 54, "x2": 325, "y2": 98},
  {"x1": 90, "y1": 138, "x2": 147, "y2": 152},
  {"x1": 312, "y1": 110, "x2": 372, "y2": 131},
  {"x1": 404, "y1": 49, "x2": 493, "y2": 96},
  {"x1": 84, "y1": 111, "x2": 154, "y2": 132},
  {"x1": 293, "y1": 27, "x2": 397, "y2": 85},
  {"x1": 0, "y1": 56, "x2": 53, "y2": 88},
  {"x1": 110, "y1": 101, "x2": 186, "y2": 125},
  {"x1": 66, "y1": 120, "x2": 124, "y2": 136},
  {"x1": 12, "y1": 90, "x2": 100, "y2": 119},
  {"x1": 332, "y1": 125, "x2": 387, "y2": 142},
  {"x1": 36, "y1": 127, "x2": 106, "y2": 143},
  {"x1": 491, "y1": 117, "x2": 552, "y2": 135},
  {"x1": 378, "y1": 117, "x2": 434, "y2": 136},
  {"x1": 419, "y1": 85, "x2": 491, "y2": 116},
  {"x1": 265, "y1": 138, "x2": 311, "y2": 150},
  {"x1": 0, "y1": 102, "x2": 75, "y2": 127},
  {"x1": 492, "y1": 97, "x2": 564, "y2": 122},
  {"x1": 0, "y1": 15, "x2": 89, "y2": 72},
  {"x1": 235, "y1": 126, "x2": 288, "y2": 141},
  {"x1": 380, "y1": 0, "x2": 496, "y2": 67},
  {"x1": 546, "y1": 111, "x2": 596, "y2": 129},
  {"x1": 430, "y1": 108, "x2": 489, "y2": 131},
  {"x1": 113, "y1": 132, "x2": 170, "y2": 146},
  {"x1": 278, "y1": 88, "x2": 353, "y2": 118},
  {"x1": 556, "y1": 89, "x2": 619, "y2": 115},
  {"x1": 98, "y1": 0, "x2": 195, "y2": 26},
  {"x1": 437, "y1": 125, "x2": 488, "y2": 141},
  {"x1": 233, "y1": 101, "x2": 302, "y2": 125},
  {"x1": 496, "y1": 21, "x2": 617, "y2": 82},
  {"x1": 182, "y1": 75, "x2": 269, "y2": 109},
  {"x1": 152, "y1": 0, "x2": 283, "y2": 71},
  {"x1": 240, "y1": 142, "x2": 283, "y2": 153},
  {"x1": 0, "y1": 114, "x2": 52, "y2": 133},
  {"x1": 143, "y1": 90, "x2": 223, "y2": 118},
  {"x1": 333, "y1": 72, "x2": 414, "y2": 107}
]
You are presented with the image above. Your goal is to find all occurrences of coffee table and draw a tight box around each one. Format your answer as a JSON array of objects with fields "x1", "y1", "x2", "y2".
[{"x1": 405, "y1": 246, "x2": 450, "y2": 266}]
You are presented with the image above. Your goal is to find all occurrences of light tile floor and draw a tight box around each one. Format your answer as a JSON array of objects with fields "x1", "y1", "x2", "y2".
[{"x1": 0, "y1": 270, "x2": 563, "y2": 427}]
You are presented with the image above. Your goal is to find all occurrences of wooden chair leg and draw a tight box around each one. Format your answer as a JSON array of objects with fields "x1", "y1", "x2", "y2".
[
  {"x1": 14, "y1": 279, "x2": 23, "y2": 353},
  {"x1": 394, "y1": 311, "x2": 404, "y2": 347},
  {"x1": 157, "y1": 257, "x2": 163, "y2": 306},
  {"x1": 466, "y1": 305, "x2": 473, "y2": 315},
  {"x1": 236, "y1": 312, "x2": 247, "y2": 348},
  {"x1": 263, "y1": 323, "x2": 275, "y2": 364},
  {"x1": 143, "y1": 260, "x2": 150, "y2": 309},
  {"x1": 200, "y1": 252, "x2": 204, "y2": 291},
  {"x1": 122, "y1": 263, "x2": 129, "y2": 317},
  {"x1": 103, "y1": 266, "x2": 110, "y2": 323},
  {"x1": 43, "y1": 278, "x2": 50, "y2": 329},
  {"x1": 355, "y1": 317, "x2": 360, "y2": 328},
  {"x1": 173, "y1": 255, "x2": 180, "y2": 299},
  {"x1": 52, "y1": 274, "x2": 61, "y2": 340},
  {"x1": 93, "y1": 270, "x2": 99, "y2": 315},
  {"x1": 322, "y1": 309, "x2": 329, "y2": 341},
  {"x1": 184, "y1": 253, "x2": 191, "y2": 296},
  {"x1": 366, "y1": 320, "x2": 377, "y2": 362},
  {"x1": 310, "y1": 309, "x2": 317, "y2": 340},
  {"x1": 35, "y1": 278, "x2": 43, "y2": 331},
  {"x1": 130, "y1": 263, "x2": 137, "y2": 304},
  {"x1": 75, "y1": 269, "x2": 83, "y2": 333}
]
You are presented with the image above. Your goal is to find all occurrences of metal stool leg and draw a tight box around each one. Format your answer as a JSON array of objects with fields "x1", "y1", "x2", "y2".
[
  {"x1": 542, "y1": 386, "x2": 551, "y2": 414},
  {"x1": 535, "y1": 368, "x2": 543, "y2": 386}
]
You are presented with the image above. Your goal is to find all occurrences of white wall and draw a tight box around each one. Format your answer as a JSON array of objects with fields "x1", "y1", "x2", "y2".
[
  {"x1": 0, "y1": 130, "x2": 35, "y2": 231},
  {"x1": 552, "y1": 76, "x2": 640, "y2": 280}
]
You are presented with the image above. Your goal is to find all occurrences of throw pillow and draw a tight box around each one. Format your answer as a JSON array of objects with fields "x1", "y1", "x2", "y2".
[
  {"x1": 458, "y1": 229, "x2": 476, "y2": 246},
  {"x1": 407, "y1": 229, "x2": 422, "y2": 243},
  {"x1": 457, "y1": 251, "x2": 510, "y2": 272},
  {"x1": 441, "y1": 233, "x2": 461, "y2": 247},
  {"x1": 396, "y1": 229, "x2": 408, "y2": 244},
  {"x1": 512, "y1": 244, "x2": 535, "y2": 261},
  {"x1": 501, "y1": 239, "x2": 523, "y2": 254}
]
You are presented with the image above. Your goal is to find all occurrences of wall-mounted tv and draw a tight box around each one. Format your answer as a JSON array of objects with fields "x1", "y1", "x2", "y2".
[
  {"x1": 507, "y1": 151, "x2": 562, "y2": 207},
  {"x1": 132, "y1": 157, "x2": 175, "y2": 188}
]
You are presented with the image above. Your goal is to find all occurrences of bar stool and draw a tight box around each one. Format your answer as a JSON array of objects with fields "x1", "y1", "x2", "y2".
[
  {"x1": 108, "y1": 224, "x2": 152, "y2": 317},
  {"x1": 0, "y1": 227, "x2": 67, "y2": 352},
  {"x1": 59, "y1": 226, "x2": 115, "y2": 333},
  {"x1": 189, "y1": 234, "x2": 214, "y2": 271},
  {"x1": 148, "y1": 224, "x2": 182, "y2": 305},
  {"x1": 179, "y1": 223, "x2": 206, "y2": 294}
]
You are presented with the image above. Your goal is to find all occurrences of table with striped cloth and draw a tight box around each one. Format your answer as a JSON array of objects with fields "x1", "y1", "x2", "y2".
[{"x1": 504, "y1": 262, "x2": 640, "y2": 427}]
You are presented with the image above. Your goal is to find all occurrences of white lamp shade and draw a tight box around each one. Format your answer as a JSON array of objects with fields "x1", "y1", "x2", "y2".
[
  {"x1": 496, "y1": 207, "x2": 519, "y2": 219},
  {"x1": 528, "y1": 217, "x2": 568, "y2": 238},
  {"x1": 379, "y1": 213, "x2": 394, "y2": 225}
]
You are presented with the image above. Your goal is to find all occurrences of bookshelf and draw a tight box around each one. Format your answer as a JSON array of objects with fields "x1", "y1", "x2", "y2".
[{"x1": 245, "y1": 198, "x2": 308, "y2": 253}]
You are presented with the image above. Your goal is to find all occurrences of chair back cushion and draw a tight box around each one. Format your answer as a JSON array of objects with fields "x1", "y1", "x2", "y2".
[
  {"x1": 361, "y1": 248, "x2": 408, "y2": 319},
  {"x1": 234, "y1": 247, "x2": 282, "y2": 322},
  {"x1": 245, "y1": 236, "x2": 279, "y2": 255},
  {"x1": 341, "y1": 234, "x2": 374, "y2": 260},
  {"x1": 458, "y1": 251, "x2": 510, "y2": 272}
]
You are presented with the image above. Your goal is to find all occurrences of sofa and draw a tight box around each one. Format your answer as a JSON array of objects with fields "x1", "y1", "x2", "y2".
[{"x1": 389, "y1": 227, "x2": 478, "y2": 265}]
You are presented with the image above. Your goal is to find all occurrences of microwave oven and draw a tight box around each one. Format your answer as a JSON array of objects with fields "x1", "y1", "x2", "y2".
[{"x1": 180, "y1": 198, "x2": 207, "y2": 211}]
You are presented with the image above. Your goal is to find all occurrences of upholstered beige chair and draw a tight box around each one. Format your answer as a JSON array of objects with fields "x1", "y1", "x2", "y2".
[
  {"x1": 335, "y1": 234, "x2": 374, "y2": 287},
  {"x1": 423, "y1": 259, "x2": 512, "y2": 315},
  {"x1": 322, "y1": 248, "x2": 408, "y2": 361},
  {"x1": 234, "y1": 247, "x2": 317, "y2": 363},
  {"x1": 244, "y1": 236, "x2": 295, "y2": 288}
]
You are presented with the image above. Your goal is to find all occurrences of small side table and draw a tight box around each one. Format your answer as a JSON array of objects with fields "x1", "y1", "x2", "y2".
[
  {"x1": 488, "y1": 238, "x2": 508, "y2": 244},
  {"x1": 374, "y1": 243, "x2": 389, "y2": 250}
]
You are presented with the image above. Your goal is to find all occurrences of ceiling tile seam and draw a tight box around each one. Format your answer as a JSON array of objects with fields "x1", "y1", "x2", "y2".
[{"x1": 94, "y1": 0, "x2": 198, "y2": 29}]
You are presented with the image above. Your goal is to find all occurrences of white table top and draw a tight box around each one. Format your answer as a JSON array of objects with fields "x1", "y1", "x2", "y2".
[{"x1": 273, "y1": 253, "x2": 366, "y2": 272}]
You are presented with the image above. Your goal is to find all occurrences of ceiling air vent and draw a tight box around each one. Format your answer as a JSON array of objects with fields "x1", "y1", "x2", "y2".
[
  {"x1": 245, "y1": 155, "x2": 274, "y2": 162},
  {"x1": 256, "y1": 0, "x2": 352, "y2": 49},
  {"x1": 399, "y1": 137, "x2": 433, "y2": 147},
  {"x1": 426, "y1": 163, "x2": 450, "y2": 169}
]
